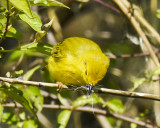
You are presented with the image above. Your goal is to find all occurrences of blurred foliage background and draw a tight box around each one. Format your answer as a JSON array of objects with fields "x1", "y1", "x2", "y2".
[{"x1": 0, "y1": 0, "x2": 160, "y2": 128}]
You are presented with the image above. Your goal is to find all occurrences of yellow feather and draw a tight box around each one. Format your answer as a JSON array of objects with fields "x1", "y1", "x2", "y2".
[{"x1": 48, "y1": 37, "x2": 110, "y2": 86}]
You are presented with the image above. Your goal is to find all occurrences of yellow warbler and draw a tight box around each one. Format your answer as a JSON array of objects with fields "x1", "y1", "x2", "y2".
[{"x1": 48, "y1": 37, "x2": 109, "y2": 93}]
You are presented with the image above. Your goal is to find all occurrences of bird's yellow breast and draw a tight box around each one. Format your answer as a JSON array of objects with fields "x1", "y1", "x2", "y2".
[{"x1": 48, "y1": 37, "x2": 109, "y2": 86}]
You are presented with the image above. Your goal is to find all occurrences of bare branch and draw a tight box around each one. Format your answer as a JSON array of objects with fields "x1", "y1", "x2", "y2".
[
  {"x1": 112, "y1": 0, "x2": 160, "y2": 66},
  {"x1": 0, "y1": 76, "x2": 67, "y2": 88},
  {"x1": 108, "y1": 52, "x2": 149, "y2": 59},
  {"x1": 3, "y1": 103, "x2": 157, "y2": 128},
  {"x1": 0, "y1": 76, "x2": 160, "y2": 101},
  {"x1": 96, "y1": 88, "x2": 160, "y2": 101},
  {"x1": 94, "y1": 0, "x2": 121, "y2": 14}
]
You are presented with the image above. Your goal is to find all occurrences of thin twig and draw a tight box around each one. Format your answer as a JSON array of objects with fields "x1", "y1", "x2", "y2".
[
  {"x1": 3, "y1": 103, "x2": 157, "y2": 128},
  {"x1": 121, "y1": 0, "x2": 160, "y2": 45},
  {"x1": 108, "y1": 110, "x2": 157, "y2": 128},
  {"x1": 0, "y1": 76, "x2": 160, "y2": 101},
  {"x1": 94, "y1": 0, "x2": 121, "y2": 14},
  {"x1": 95, "y1": 88, "x2": 160, "y2": 101},
  {"x1": 108, "y1": 52, "x2": 149, "y2": 59},
  {"x1": 112, "y1": 0, "x2": 160, "y2": 66},
  {"x1": 0, "y1": 76, "x2": 67, "y2": 88}
]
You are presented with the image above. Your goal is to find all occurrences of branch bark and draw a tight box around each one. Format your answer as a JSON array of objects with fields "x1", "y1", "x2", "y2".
[
  {"x1": 3, "y1": 103, "x2": 157, "y2": 128},
  {"x1": 0, "y1": 76, "x2": 160, "y2": 101}
]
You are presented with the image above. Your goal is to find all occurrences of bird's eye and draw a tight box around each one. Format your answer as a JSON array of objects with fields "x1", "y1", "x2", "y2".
[{"x1": 56, "y1": 47, "x2": 60, "y2": 50}]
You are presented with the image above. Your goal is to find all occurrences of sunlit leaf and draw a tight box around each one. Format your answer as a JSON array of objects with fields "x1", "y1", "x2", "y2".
[
  {"x1": 76, "y1": 0, "x2": 90, "y2": 2},
  {"x1": 35, "y1": 17, "x2": 54, "y2": 41},
  {"x1": 25, "y1": 86, "x2": 43, "y2": 112},
  {"x1": 19, "y1": 112, "x2": 26, "y2": 120},
  {"x1": 72, "y1": 94, "x2": 104, "y2": 108},
  {"x1": 0, "y1": 52, "x2": 2, "y2": 58},
  {"x1": 35, "y1": 31, "x2": 47, "y2": 41},
  {"x1": 15, "y1": 70, "x2": 24, "y2": 76},
  {"x1": 58, "y1": 93, "x2": 70, "y2": 106},
  {"x1": 152, "y1": 66, "x2": 160, "y2": 76},
  {"x1": 58, "y1": 110, "x2": 72, "y2": 128},
  {"x1": 30, "y1": 0, "x2": 69, "y2": 9},
  {"x1": 104, "y1": 99, "x2": 125, "y2": 114},
  {"x1": 130, "y1": 117, "x2": 140, "y2": 128},
  {"x1": 23, "y1": 65, "x2": 41, "y2": 81},
  {"x1": 19, "y1": 11, "x2": 42, "y2": 32},
  {"x1": 0, "y1": 7, "x2": 7, "y2": 25},
  {"x1": 130, "y1": 78, "x2": 146, "y2": 91},
  {"x1": 0, "y1": 105, "x2": 3, "y2": 120},
  {"x1": 156, "y1": 9, "x2": 160, "y2": 19},
  {"x1": 23, "y1": 120, "x2": 38, "y2": 128},
  {"x1": 43, "y1": 17, "x2": 54, "y2": 31},
  {"x1": 9, "y1": 0, "x2": 33, "y2": 18},
  {"x1": 2, "y1": 111, "x2": 18, "y2": 124},
  {"x1": 6, "y1": 27, "x2": 22, "y2": 41}
]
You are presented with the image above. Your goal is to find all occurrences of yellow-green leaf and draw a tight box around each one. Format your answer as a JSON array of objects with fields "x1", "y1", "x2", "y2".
[
  {"x1": 30, "y1": 0, "x2": 69, "y2": 9},
  {"x1": 104, "y1": 99, "x2": 125, "y2": 114},
  {"x1": 23, "y1": 65, "x2": 41, "y2": 81},
  {"x1": 19, "y1": 11, "x2": 42, "y2": 32},
  {"x1": 0, "y1": 86, "x2": 36, "y2": 117},
  {"x1": 25, "y1": 86, "x2": 43, "y2": 112},
  {"x1": 152, "y1": 66, "x2": 160, "y2": 76},
  {"x1": 72, "y1": 94, "x2": 104, "y2": 108},
  {"x1": 23, "y1": 120, "x2": 38, "y2": 128},
  {"x1": 58, "y1": 110, "x2": 72, "y2": 128},
  {"x1": 6, "y1": 27, "x2": 22, "y2": 41},
  {"x1": 9, "y1": 0, "x2": 33, "y2": 18},
  {"x1": 130, "y1": 78, "x2": 146, "y2": 91},
  {"x1": 58, "y1": 93, "x2": 70, "y2": 106}
]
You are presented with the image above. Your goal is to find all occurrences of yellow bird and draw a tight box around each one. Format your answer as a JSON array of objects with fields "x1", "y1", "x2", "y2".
[{"x1": 48, "y1": 37, "x2": 109, "y2": 93}]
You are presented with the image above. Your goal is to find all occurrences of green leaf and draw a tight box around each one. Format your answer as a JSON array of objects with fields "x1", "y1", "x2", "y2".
[
  {"x1": 156, "y1": 9, "x2": 160, "y2": 19},
  {"x1": 9, "y1": 0, "x2": 33, "y2": 18},
  {"x1": 0, "y1": 105, "x2": 4, "y2": 121},
  {"x1": 24, "y1": 86, "x2": 43, "y2": 112},
  {"x1": 30, "y1": 0, "x2": 69, "y2": 9},
  {"x1": 58, "y1": 93, "x2": 70, "y2": 106},
  {"x1": 6, "y1": 42, "x2": 52, "y2": 63},
  {"x1": 72, "y1": 94, "x2": 104, "y2": 108},
  {"x1": 35, "y1": 31, "x2": 47, "y2": 41},
  {"x1": 35, "y1": 17, "x2": 54, "y2": 41},
  {"x1": 58, "y1": 110, "x2": 72, "y2": 128},
  {"x1": 104, "y1": 99, "x2": 125, "y2": 114},
  {"x1": 130, "y1": 78, "x2": 146, "y2": 91},
  {"x1": 19, "y1": 112, "x2": 26, "y2": 120},
  {"x1": 5, "y1": 50, "x2": 23, "y2": 63},
  {"x1": 23, "y1": 120, "x2": 38, "y2": 128},
  {"x1": 19, "y1": 11, "x2": 42, "y2": 32},
  {"x1": 23, "y1": 65, "x2": 41, "y2": 81},
  {"x1": 15, "y1": 70, "x2": 24, "y2": 76},
  {"x1": 0, "y1": 7, "x2": 7, "y2": 21},
  {"x1": 0, "y1": 52, "x2": 2, "y2": 58},
  {"x1": 21, "y1": 42, "x2": 53, "y2": 56},
  {"x1": 152, "y1": 66, "x2": 160, "y2": 76},
  {"x1": 131, "y1": 122, "x2": 137, "y2": 128},
  {"x1": 0, "y1": 86, "x2": 37, "y2": 117},
  {"x1": 43, "y1": 17, "x2": 54, "y2": 31},
  {"x1": 76, "y1": 0, "x2": 90, "y2": 2},
  {"x1": 6, "y1": 27, "x2": 22, "y2": 41},
  {"x1": 2, "y1": 111, "x2": 18, "y2": 124}
]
